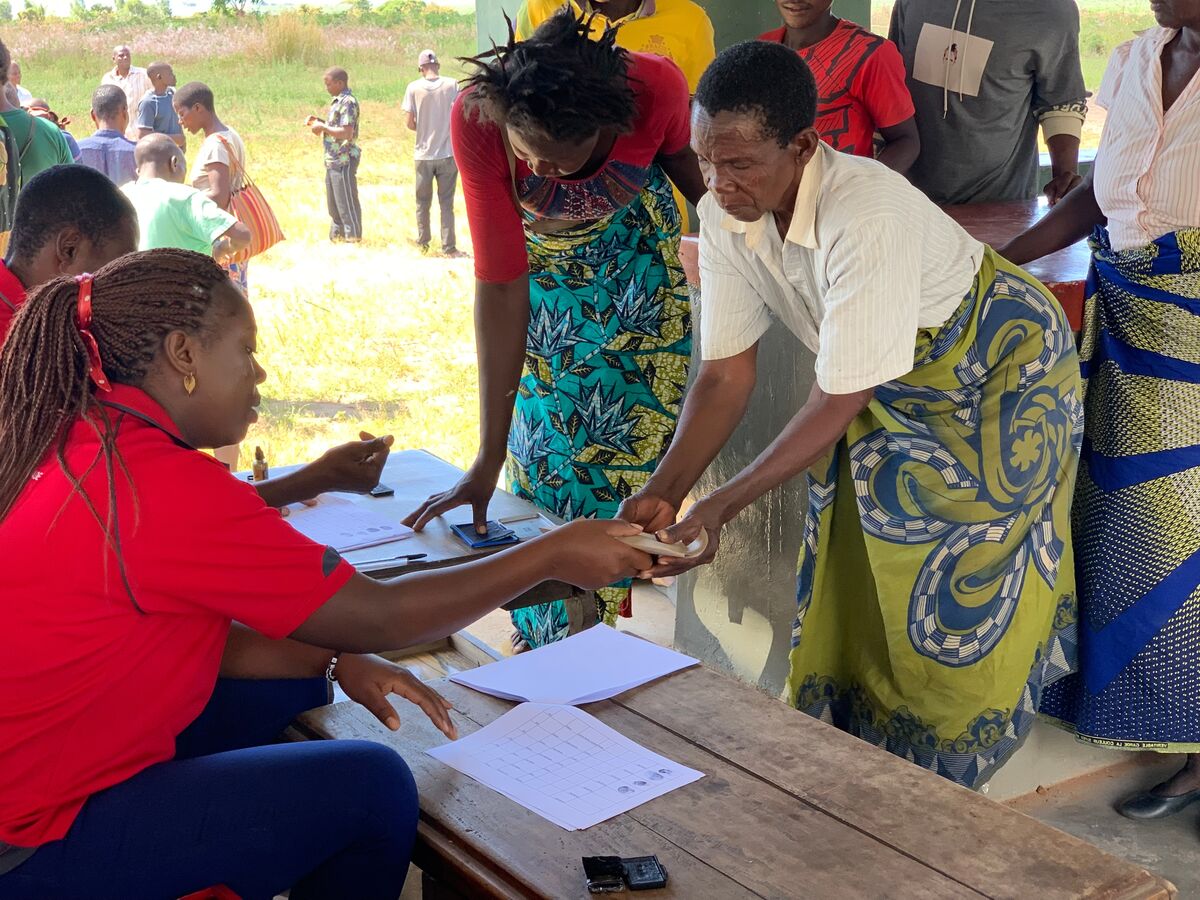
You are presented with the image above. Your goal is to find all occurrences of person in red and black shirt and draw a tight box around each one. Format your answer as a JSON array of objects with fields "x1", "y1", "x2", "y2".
[
  {"x1": 761, "y1": 0, "x2": 920, "y2": 173},
  {"x1": 0, "y1": 249, "x2": 652, "y2": 898},
  {"x1": 0, "y1": 164, "x2": 138, "y2": 345}
]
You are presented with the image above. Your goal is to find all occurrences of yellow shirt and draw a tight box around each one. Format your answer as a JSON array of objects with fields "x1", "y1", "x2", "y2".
[{"x1": 515, "y1": 0, "x2": 716, "y2": 92}]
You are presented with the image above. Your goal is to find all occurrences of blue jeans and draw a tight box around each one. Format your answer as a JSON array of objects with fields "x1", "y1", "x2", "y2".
[{"x1": 0, "y1": 678, "x2": 418, "y2": 900}]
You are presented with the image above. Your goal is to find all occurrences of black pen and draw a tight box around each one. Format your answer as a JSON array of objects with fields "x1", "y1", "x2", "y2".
[{"x1": 356, "y1": 552, "x2": 428, "y2": 566}]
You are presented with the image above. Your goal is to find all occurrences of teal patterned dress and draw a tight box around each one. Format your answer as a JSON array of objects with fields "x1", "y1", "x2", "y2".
[{"x1": 508, "y1": 165, "x2": 691, "y2": 648}]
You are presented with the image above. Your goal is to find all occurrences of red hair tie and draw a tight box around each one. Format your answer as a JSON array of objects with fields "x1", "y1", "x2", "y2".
[{"x1": 74, "y1": 274, "x2": 112, "y2": 393}]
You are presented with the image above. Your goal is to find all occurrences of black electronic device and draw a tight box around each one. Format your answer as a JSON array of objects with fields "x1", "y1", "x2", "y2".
[
  {"x1": 582, "y1": 856, "x2": 625, "y2": 894},
  {"x1": 623, "y1": 856, "x2": 668, "y2": 890}
]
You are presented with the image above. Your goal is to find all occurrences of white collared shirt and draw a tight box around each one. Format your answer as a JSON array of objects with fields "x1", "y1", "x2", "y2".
[
  {"x1": 1093, "y1": 28, "x2": 1200, "y2": 253},
  {"x1": 100, "y1": 66, "x2": 153, "y2": 141},
  {"x1": 697, "y1": 143, "x2": 984, "y2": 393}
]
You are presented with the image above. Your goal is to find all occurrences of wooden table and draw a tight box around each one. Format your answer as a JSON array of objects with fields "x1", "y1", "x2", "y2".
[
  {"x1": 944, "y1": 200, "x2": 1091, "y2": 331},
  {"x1": 297, "y1": 665, "x2": 1174, "y2": 900},
  {"x1": 262, "y1": 449, "x2": 595, "y2": 626}
]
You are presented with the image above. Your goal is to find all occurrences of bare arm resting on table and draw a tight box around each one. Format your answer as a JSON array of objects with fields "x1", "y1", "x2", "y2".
[
  {"x1": 1043, "y1": 133, "x2": 1084, "y2": 206},
  {"x1": 998, "y1": 171, "x2": 1105, "y2": 265},
  {"x1": 403, "y1": 275, "x2": 531, "y2": 534}
]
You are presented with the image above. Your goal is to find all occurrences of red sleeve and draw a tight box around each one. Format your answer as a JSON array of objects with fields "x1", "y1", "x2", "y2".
[
  {"x1": 451, "y1": 91, "x2": 529, "y2": 284},
  {"x1": 854, "y1": 38, "x2": 915, "y2": 131},
  {"x1": 629, "y1": 53, "x2": 692, "y2": 156},
  {"x1": 125, "y1": 454, "x2": 355, "y2": 639},
  {"x1": 0, "y1": 306, "x2": 14, "y2": 349}
]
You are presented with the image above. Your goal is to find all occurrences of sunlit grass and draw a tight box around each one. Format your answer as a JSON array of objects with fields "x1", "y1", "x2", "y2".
[{"x1": 11, "y1": 18, "x2": 483, "y2": 470}]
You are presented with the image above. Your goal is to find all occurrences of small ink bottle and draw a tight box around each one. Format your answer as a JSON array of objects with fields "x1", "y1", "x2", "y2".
[{"x1": 252, "y1": 446, "x2": 269, "y2": 482}]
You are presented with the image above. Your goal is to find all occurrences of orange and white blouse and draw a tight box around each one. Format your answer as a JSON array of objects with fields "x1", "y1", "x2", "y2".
[{"x1": 1093, "y1": 27, "x2": 1200, "y2": 253}]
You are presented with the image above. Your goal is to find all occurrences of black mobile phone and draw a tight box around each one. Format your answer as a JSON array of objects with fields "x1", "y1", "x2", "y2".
[
  {"x1": 582, "y1": 856, "x2": 625, "y2": 894},
  {"x1": 368, "y1": 483, "x2": 395, "y2": 498}
]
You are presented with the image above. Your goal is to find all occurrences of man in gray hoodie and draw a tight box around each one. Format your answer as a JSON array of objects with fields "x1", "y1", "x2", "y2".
[{"x1": 889, "y1": 0, "x2": 1088, "y2": 206}]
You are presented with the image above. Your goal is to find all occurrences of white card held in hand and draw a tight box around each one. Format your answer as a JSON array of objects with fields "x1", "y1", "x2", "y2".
[{"x1": 617, "y1": 529, "x2": 709, "y2": 559}]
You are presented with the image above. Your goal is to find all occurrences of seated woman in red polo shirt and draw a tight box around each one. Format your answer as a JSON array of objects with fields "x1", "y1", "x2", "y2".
[
  {"x1": 761, "y1": 0, "x2": 919, "y2": 172},
  {"x1": 0, "y1": 249, "x2": 652, "y2": 899}
]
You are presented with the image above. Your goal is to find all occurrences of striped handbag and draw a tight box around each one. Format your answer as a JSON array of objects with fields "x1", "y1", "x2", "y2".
[{"x1": 216, "y1": 135, "x2": 284, "y2": 263}]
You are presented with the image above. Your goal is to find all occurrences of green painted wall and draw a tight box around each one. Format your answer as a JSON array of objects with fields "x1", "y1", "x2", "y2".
[{"x1": 474, "y1": 1, "x2": 874, "y2": 53}]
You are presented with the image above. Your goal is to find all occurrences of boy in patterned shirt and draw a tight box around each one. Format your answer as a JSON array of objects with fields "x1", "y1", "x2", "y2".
[{"x1": 307, "y1": 66, "x2": 362, "y2": 242}]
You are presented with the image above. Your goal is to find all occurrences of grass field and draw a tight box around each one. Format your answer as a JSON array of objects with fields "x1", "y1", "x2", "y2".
[
  {"x1": 7, "y1": 1, "x2": 1156, "y2": 471},
  {"x1": 10, "y1": 15, "x2": 485, "y2": 472}
]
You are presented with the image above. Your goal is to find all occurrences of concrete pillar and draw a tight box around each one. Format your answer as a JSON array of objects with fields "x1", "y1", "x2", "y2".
[{"x1": 475, "y1": 1, "x2": 874, "y2": 52}]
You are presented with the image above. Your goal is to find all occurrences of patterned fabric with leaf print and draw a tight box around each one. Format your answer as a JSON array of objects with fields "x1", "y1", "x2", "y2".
[
  {"x1": 786, "y1": 248, "x2": 1083, "y2": 789},
  {"x1": 508, "y1": 165, "x2": 690, "y2": 648}
]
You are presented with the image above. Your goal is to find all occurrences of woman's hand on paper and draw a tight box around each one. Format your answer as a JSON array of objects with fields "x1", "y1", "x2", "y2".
[
  {"x1": 336, "y1": 653, "x2": 458, "y2": 740},
  {"x1": 547, "y1": 519, "x2": 655, "y2": 589}
]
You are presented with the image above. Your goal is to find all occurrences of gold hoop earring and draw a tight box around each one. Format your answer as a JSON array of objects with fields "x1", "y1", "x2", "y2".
[{"x1": 183, "y1": 373, "x2": 197, "y2": 395}]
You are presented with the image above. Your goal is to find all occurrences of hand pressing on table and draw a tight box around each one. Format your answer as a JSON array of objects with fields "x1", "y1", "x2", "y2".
[
  {"x1": 335, "y1": 653, "x2": 458, "y2": 739},
  {"x1": 403, "y1": 456, "x2": 500, "y2": 534}
]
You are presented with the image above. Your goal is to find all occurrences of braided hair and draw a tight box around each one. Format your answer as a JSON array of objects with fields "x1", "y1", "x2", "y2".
[
  {"x1": 461, "y1": 9, "x2": 638, "y2": 143},
  {"x1": 0, "y1": 249, "x2": 232, "y2": 532}
]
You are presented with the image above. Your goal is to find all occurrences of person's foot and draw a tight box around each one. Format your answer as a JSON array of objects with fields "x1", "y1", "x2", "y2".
[
  {"x1": 1117, "y1": 789, "x2": 1200, "y2": 819},
  {"x1": 442, "y1": 248, "x2": 469, "y2": 259},
  {"x1": 345, "y1": 237, "x2": 362, "y2": 244},
  {"x1": 1117, "y1": 758, "x2": 1200, "y2": 819},
  {"x1": 409, "y1": 239, "x2": 430, "y2": 254}
]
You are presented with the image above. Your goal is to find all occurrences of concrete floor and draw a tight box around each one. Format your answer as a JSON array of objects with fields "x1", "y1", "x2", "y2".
[{"x1": 1009, "y1": 754, "x2": 1199, "y2": 898}]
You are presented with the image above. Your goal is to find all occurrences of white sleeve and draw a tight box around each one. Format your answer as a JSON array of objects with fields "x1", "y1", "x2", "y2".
[
  {"x1": 814, "y1": 216, "x2": 923, "y2": 394},
  {"x1": 1094, "y1": 41, "x2": 1132, "y2": 111},
  {"x1": 401, "y1": 85, "x2": 416, "y2": 115},
  {"x1": 698, "y1": 226, "x2": 772, "y2": 361}
]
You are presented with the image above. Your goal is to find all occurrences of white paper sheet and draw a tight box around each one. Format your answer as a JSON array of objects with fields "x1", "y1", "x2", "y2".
[
  {"x1": 427, "y1": 703, "x2": 703, "y2": 830},
  {"x1": 283, "y1": 496, "x2": 413, "y2": 553},
  {"x1": 449, "y1": 624, "x2": 699, "y2": 705}
]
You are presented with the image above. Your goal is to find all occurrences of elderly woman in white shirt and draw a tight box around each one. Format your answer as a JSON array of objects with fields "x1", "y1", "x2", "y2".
[
  {"x1": 1001, "y1": 0, "x2": 1200, "y2": 823},
  {"x1": 620, "y1": 40, "x2": 1083, "y2": 789}
]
